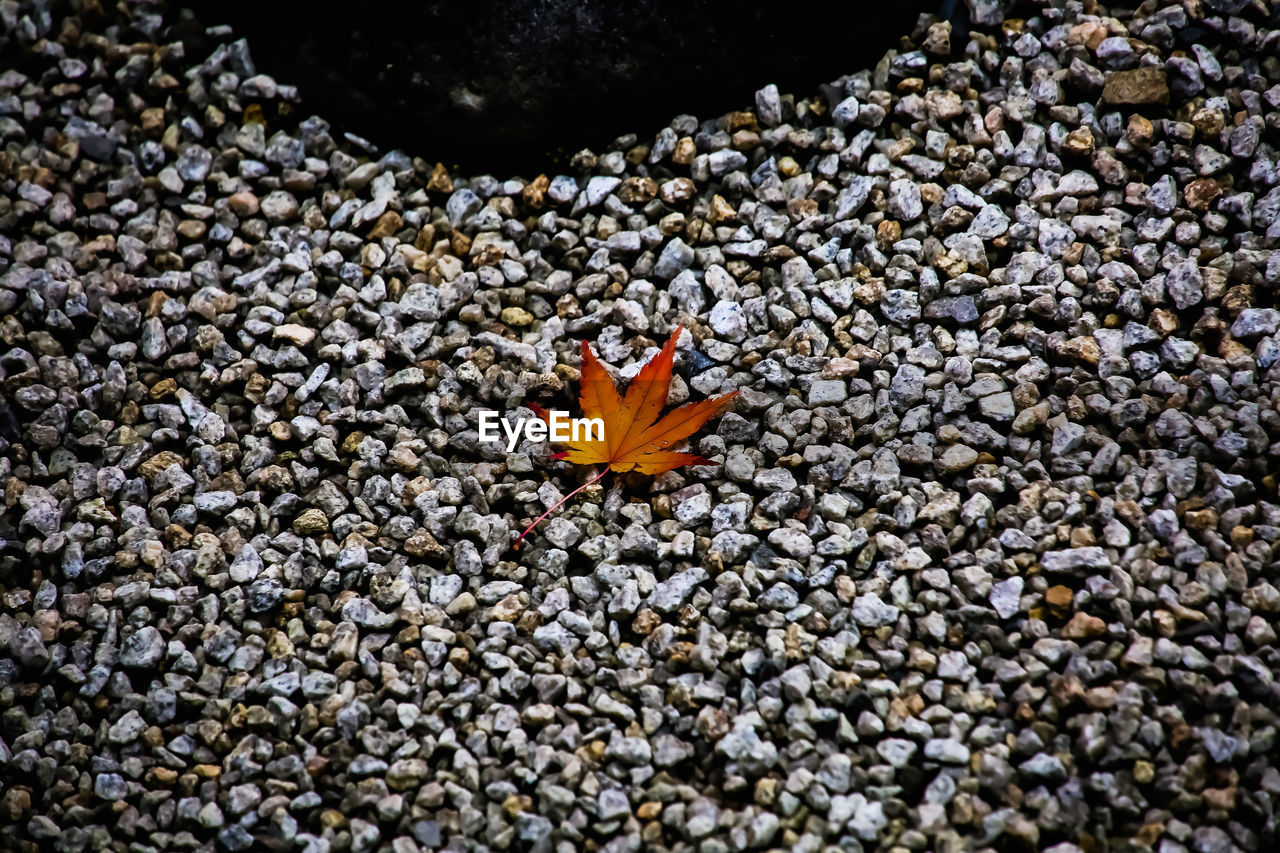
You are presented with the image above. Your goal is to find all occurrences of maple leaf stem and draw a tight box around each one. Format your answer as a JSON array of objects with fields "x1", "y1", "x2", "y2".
[{"x1": 513, "y1": 466, "x2": 610, "y2": 550}]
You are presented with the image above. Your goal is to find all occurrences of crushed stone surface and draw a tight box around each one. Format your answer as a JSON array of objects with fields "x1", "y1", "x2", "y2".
[{"x1": 2, "y1": 0, "x2": 1280, "y2": 851}]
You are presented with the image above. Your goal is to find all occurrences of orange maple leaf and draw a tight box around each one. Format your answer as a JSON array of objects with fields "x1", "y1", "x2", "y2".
[{"x1": 515, "y1": 326, "x2": 737, "y2": 547}]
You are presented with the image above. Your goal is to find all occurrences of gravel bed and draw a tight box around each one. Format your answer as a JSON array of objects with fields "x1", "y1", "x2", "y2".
[{"x1": 2, "y1": 0, "x2": 1280, "y2": 852}]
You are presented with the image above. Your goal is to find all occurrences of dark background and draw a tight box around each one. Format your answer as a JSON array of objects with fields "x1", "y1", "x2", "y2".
[{"x1": 183, "y1": 0, "x2": 944, "y2": 173}]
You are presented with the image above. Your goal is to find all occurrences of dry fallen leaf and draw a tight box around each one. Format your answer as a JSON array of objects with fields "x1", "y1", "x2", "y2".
[{"x1": 516, "y1": 326, "x2": 737, "y2": 547}]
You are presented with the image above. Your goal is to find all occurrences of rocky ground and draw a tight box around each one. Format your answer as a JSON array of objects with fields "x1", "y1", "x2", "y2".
[{"x1": 2, "y1": 0, "x2": 1280, "y2": 852}]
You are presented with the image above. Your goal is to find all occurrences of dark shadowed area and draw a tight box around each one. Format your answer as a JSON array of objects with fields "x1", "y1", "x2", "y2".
[{"x1": 184, "y1": 0, "x2": 938, "y2": 172}]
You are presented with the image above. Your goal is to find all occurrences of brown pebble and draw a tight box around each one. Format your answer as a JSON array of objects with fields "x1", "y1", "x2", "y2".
[
  {"x1": 140, "y1": 107, "x2": 165, "y2": 134},
  {"x1": 151, "y1": 767, "x2": 179, "y2": 785},
  {"x1": 176, "y1": 219, "x2": 206, "y2": 239},
  {"x1": 426, "y1": 161, "x2": 453, "y2": 193},
  {"x1": 1046, "y1": 585, "x2": 1074, "y2": 608},
  {"x1": 1062, "y1": 611, "x2": 1106, "y2": 639},
  {"x1": 522, "y1": 174, "x2": 549, "y2": 208},
  {"x1": 1062, "y1": 127, "x2": 1095, "y2": 155},
  {"x1": 228, "y1": 191, "x2": 259, "y2": 216},
  {"x1": 618, "y1": 176, "x2": 657, "y2": 204},
  {"x1": 672, "y1": 136, "x2": 696, "y2": 165},
  {"x1": 1125, "y1": 114, "x2": 1154, "y2": 147},
  {"x1": 367, "y1": 209, "x2": 403, "y2": 239},
  {"x1": 1102, "y1": 67, "x2": 1169, "y2": 105},
  {"x1": 1184, "y1": 178, "x2": 1222, "y2": 212},
  {"x1": 632, "y1": 609, "x2": 662, "y2": 635}
]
